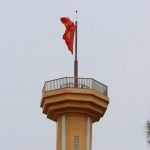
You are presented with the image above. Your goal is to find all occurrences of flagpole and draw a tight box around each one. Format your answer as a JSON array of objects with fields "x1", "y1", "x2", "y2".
[{"x1": 74, "y1": 10, "x2": 78, "y2": 85}]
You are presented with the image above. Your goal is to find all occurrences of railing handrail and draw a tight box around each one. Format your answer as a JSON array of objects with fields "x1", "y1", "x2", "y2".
[{"x1": 42, "y1": 77, "x2": 108, "y2": 96}]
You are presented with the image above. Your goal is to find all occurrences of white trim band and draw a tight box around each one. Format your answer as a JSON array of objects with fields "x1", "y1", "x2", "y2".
[
  {"x1": 86, "y1": 117, "x2": 91, "y2": 150},
  {"x1": 62, "y1": 115, "x2": 66, "y2": 150}
]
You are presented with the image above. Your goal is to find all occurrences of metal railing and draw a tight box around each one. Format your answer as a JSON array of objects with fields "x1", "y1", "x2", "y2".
[{"x1": 42, "y1": 77, "x2": 108, "y2": 96}]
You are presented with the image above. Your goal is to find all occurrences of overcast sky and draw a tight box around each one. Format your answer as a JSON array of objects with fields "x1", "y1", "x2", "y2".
[{"x1": 0, "y1": 0, "x2": 150, "y2": 150}]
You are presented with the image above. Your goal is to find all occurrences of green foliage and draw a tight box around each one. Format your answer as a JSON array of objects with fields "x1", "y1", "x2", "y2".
[{"x1": 146, "y1": 121, "x2": 150, "y2": 143}]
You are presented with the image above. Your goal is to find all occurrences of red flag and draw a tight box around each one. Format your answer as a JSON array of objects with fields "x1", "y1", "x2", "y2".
[{"x1": 60, "y1": 17, "x2": 76, "y2": 54}]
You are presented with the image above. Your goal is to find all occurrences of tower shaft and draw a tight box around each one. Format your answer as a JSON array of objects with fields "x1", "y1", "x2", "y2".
[{"x1": 57, "y1": 115, "x2": 92, "y2": 150}]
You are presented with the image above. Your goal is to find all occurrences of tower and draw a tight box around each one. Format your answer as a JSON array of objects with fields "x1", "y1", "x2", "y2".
[
  {"x1": 40, "y1": 15, "x2": 109, "y2": 150},
  {"x1": 40, "y1": 77, "x2": 109, "y2": 150}
]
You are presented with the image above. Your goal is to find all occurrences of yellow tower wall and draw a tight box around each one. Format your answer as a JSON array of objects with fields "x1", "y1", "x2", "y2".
[
  {"x1": 56, "y1": 115, "x2": 92, "y2": 150},
  {"x1": 66, "y1": 115, "x2": 87, "y2": 150}
]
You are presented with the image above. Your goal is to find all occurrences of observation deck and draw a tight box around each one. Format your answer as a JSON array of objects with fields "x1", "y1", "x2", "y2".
[
  {"x1": 42, "y1": 77, "x2": 108, "y2": 96},
  {"x1": 41, "y1": 77, "x2": 109, "y2": 122}
]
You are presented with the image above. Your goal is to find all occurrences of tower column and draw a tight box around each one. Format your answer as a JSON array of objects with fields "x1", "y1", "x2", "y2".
[{"x1": 56, "y1": 114, "x2": 92, "y2": 150}]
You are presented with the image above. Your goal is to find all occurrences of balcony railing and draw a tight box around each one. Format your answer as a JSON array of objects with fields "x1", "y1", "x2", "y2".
[{"x1": 42, "y1": 77, "x2": 108, "y2": 96}]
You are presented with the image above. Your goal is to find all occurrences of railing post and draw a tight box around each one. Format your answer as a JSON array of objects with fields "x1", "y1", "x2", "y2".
[{"x1": 74, "y1": 77, "x2": 78, "y2": 88}]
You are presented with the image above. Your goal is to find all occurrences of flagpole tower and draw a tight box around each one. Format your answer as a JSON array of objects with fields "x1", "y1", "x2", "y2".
[
  {"x1": 74, "y1": 10, "x2": 78, "y2": 84},
  {"x1": 40, "y1": 14, "x2": 109, "y2": 150}
]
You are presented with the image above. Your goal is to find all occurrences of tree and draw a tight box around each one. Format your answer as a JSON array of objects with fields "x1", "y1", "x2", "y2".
[{"x1": 146, "y1": 121, "x2": 150, "y2": 143}]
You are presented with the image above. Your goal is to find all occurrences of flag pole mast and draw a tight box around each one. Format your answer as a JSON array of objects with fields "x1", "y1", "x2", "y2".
[{"x1": 74, "y1": 10, "x2": 78, "y2": 84}]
